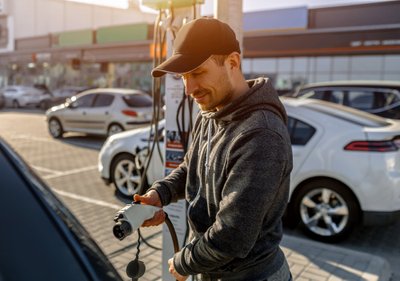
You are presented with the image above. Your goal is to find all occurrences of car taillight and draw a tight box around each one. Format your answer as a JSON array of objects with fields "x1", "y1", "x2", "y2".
[
  {"x1": 344, "y1": 140, "x2": 398, "y2": 152},
  {"x1": 122, "y1": 110, "x2": 138, "y2": 117}
]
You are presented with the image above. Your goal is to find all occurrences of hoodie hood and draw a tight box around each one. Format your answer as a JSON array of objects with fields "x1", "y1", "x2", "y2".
[{"x1": 201, "y1": 78, "x2": 287, "y2": 124}]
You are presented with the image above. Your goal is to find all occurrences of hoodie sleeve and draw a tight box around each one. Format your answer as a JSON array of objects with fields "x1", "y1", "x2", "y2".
[
  {"x1": 173, "y1": 127, "x2": 291, "y2": 275},
  {"x1": 149, "y1": 157, "x2": 187, "y2": 206}
]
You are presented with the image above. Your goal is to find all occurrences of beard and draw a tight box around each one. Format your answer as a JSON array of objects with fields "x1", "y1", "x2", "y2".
[{"x1": 190, "y1": 68, "x2": 235, "y2": 111}]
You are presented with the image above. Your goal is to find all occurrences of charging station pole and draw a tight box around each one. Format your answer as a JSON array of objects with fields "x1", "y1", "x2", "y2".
[
  {"x1": 214, "y1": 0, "x2": 243, "y2": 54},
  {"x1": 161, "y1": 5, "x2": 199, "y2": 281}
]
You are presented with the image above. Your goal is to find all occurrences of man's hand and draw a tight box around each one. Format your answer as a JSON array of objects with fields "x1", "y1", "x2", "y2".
[
  {"x1": 168, "y1": 258, "x2": 188, "y2": 281},
  {"x1": 134, "y1": 190, "x2": 165, "y2": 227}
]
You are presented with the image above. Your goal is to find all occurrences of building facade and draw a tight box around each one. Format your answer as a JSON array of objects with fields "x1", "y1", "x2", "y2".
[
  {"x1": 242, "y1": 1, "x2": 400, "y2": 92},
  {"x1": 0, "y1": 0, "x2": 399, "y2": 93},
  {"x1": 0, "y1": 0, "x2": 157, "y2": 92}
]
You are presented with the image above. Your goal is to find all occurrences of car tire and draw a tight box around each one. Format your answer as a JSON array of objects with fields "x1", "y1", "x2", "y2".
[
  {"x1": 39, "y1": 100, "x2": 49, "y2": 110},
  {"x1": 12, "y1": 100, "x2": 20, "y2": 108},
  {"x1": 291, "y1": 179, "x2": 360, "y2": 243},
  {"x1": 110, "y1": 153, "x2": 148, "y2": 197},
  {"x1": 108, "y1": 123, "x2": 124, "y2": 136},
  {"x1": 48, "y1": 118, "x2": 64, "y2": 138}
]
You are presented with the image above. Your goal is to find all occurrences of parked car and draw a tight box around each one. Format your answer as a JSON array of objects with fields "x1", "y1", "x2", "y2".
[
  {"x1": 46, "y1": 88, "x2": 153, "y2": 138},
  {"x1": 284, "y1": 97, "x2": 400, "y2": 242},
  {"x1": 39, "y1": 86, "x2": 90, "y2": 110},
  {"x1": 0, "y1": 136, "x2": 123, "y2": 281},
  {"x1": 99, "y1": 98, "x2": 400, "y2": 242},
  {"x1": 2, "y1": 85, "x2": 50, "y2": 108},
  {"x1": 289, "y1": 80, "x2": 400, "y2": 119},
  {"x1": 98, "y1": 120, "x2": 165, "y2": 197}
]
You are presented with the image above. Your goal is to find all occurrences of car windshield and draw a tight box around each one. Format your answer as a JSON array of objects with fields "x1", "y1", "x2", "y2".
[{"x1": 123, "y1": 94, "x2": 152, "y2": 107}]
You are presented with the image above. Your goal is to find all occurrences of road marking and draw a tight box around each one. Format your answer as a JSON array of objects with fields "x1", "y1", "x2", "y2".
[
  {"x1": 42, "y1": 165, "x2": 98, "y2": 179},
  {"x1": 53, "y1": 189, "x2": 122, "y2": 210},
  {"x1": 12, "y1": 134, "x2": 54, "y2": 143},
  {"x1": 32, "y1": 165, "x2": 63, "y2": 175},
  {"x1": 33, "y1": 165, "x2": 98, "y2": 179},
  {"x1": 11, "y1": 134, "x2": 103, "y2": 150}
]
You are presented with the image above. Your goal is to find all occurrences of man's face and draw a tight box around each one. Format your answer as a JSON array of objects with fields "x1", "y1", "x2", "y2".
[{"x1": 181, "y1": 56, "x2": 234, "y2": 111}]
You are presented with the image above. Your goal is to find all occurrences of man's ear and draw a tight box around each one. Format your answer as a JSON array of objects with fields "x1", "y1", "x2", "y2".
[{"x1": 226, "y1": 52, "x2": 241, "y2": 70}]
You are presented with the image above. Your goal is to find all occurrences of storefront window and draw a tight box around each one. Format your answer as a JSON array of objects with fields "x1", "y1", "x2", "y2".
[
  {"x1": 315, "y1": 57, "x2": 331, "y2": 72},
  {"x1": 293, "y1": 57, "x2": 308, "y2": 72},
  {"x1": 277, "y1": 58, "x2": 292, "y2": 72},
  {"x1": 351, "y1": 55, "x2": 383, "y2": 73}
]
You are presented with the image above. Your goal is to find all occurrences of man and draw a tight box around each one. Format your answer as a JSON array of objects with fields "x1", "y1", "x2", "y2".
[{"x1": 134, "y1": 17, "x2": 293, "y2": 281}]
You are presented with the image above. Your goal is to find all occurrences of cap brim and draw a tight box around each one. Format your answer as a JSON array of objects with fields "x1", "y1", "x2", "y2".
[{"x1": 151, "y1": 53, "x2": 211, "y2": 78}]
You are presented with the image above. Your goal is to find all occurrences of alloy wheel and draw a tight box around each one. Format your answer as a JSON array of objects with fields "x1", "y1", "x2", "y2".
[
  {"x1": 49, "y1": 119, "x2": 63, "y2": 138},
  {"x1": 113, "y1": 158, "x2": 141, "y2": 196},
  {"x1": 299, "y1": 187, "x2": 349, "y2": 237}
]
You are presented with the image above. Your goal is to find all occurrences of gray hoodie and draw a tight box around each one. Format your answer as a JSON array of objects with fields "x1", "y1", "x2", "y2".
[{"x1": 151, "y1": 78, "x2": 293, "y2": 280}]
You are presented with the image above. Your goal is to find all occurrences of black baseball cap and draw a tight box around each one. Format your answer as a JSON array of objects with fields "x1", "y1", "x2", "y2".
[{"x1": 151, "y1": 17, "x2": 241, "y2": 77}]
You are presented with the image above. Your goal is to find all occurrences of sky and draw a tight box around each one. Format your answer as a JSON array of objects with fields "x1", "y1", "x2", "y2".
[{"x1": 200, "y1": 0, "x2": 392, "y2": 13}]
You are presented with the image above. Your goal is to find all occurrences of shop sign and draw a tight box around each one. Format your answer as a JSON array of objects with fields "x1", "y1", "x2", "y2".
[
  {"x1": 35, "y1": 52, "x2": 51, "y2": 61},
  {"x1": 351, "y1": 39, "x2": 400, "y2": 47}
]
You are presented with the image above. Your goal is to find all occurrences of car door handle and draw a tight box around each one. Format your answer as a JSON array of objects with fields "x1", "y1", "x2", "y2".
[
  {"x1": 105, "y1": 111, "x2": 109, "y2": 115},
  {"x1": 83, "y1": 111, "x2": 86, "y2": 115}
]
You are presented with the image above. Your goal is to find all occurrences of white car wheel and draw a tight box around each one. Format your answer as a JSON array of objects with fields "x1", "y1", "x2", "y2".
[
  {"x1": 111, "y1": 154, "x2": 146, "y2": 197},
  {"x1": 293, "y1": 179, "x2": 360, "y2": 242},
  {"x1": 48, "y1": 118, "x2": 63, "y2": 138}
]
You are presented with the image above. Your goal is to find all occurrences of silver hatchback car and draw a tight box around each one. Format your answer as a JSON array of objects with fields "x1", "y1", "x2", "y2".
[{"x1": 46, "y1": 88, "x2": 153, "y2": 138}]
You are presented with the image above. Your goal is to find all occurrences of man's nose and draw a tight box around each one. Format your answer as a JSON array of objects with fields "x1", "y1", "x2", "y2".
[{"x1": 183, "y1": 77, "x2": 198, "y2": 96}]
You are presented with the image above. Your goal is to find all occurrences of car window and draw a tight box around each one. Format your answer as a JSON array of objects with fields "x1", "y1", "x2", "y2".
[
  {"x1": 385, "y1": 90, "x2": 400, "y2": 105},
  {"x1": 93, "y1": 93, "x2": 114, "y2": 107},
  {"x1": 371, "y1": 90, "x2": 400, "y2": 108},
  {"x1": 330, "y1": 90, "x2": 345, "y2": 104},
  {"x1": 74, "y1": 94, "x2": 95, "y2": 108},
  {"x1": 287, "y1": 117, "x2": 316, "y2": 145},
  {"x1": 123, "y1": 94, "x2": 152, "y2": 107},
  {"x1": 346, "y1": 90, "x2": 375, "y2": 110}
]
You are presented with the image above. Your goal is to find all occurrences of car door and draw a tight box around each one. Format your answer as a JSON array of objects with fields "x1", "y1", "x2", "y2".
[
  {"x1": 85, "y1": 93, "x2": 115, "y2": 134},
  {"x1": 62, "y1": 93, "x2": 96, "y2": 132}
]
